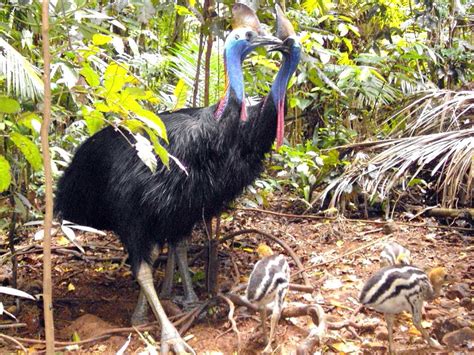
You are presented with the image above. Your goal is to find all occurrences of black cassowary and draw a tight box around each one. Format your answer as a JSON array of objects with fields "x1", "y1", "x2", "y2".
[
  {"x1": 54, "y1": 4, "x2": 279, "y2": 354},
  {"x1": 159, "y1": 5, "x2": 302, "y2": 306}
]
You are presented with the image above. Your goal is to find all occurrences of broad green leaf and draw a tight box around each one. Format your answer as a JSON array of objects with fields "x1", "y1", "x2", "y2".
[
  {"x1": 10, "y1": 132, "x2": 43, "y2": 171},
  {"x1": 92, "y1": 34, "x2": 112, "y2": 46},
  {"x1": 0, "y1": 97, "x2": 21, "y2": 114},
  {"x1": 80, "y1": 63, "x2": 100, "y2": 87},
  {"x1": 136, "y1": 109, "x2": 168, "y2": 142},
  {"x1": 0, "y1": 155, "x2": 11, "y2": 192},
  {"x1": 104, "y1": 63, "x2": 128, "y2": 94},
  {"x1": 82, "y1": 108, "x2": 105, "y2": 135},
  {"x1": 173, "y1": 79, "x2": 188, "y2": 110}
]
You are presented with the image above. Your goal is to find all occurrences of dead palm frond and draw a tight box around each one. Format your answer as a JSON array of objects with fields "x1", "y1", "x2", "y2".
[
  {"x1": 384, "y1": 89, "x2": 474, "y2": 136},
  {"x1": 0, "y1": 37, "x2": 44, "y2": 101},
  {"x1": 318, "y1": 128, "x2": 474, "y2": 209}
]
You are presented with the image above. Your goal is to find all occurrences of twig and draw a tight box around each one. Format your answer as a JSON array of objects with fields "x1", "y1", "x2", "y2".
[
  {"x1": 296, "y1": 305, "x2": 326, "y2": 355},
  {"x1": 218, "y1": 293, "x2": 241, "y2": 351},
  {"x1": 0, "y1": 333, "x2": 28, "y2": 353},
  {"x1": 239, "y1": 207, "x2": 474, "y2": 232},
  {"x1": 292, "y1": 234, "x2": 392, "y2": 276},
  {"x1": 219, "y1": 228, "x2": 311, "y2": 286},
  {"x1": 0, "y1": 322, "x2": 27, "y2": 329}
]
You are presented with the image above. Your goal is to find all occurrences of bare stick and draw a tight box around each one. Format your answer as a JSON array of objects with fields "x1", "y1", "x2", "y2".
[
  {"x1": 218, "y1": 293, "x2": 241, "y2": 351},
  {"x1": 41, "y1": 0, "x2": 55, "y2": 352},
  {"x1": 0, "y1": 333, "x2": 28, "y2": 353},
  {"x1": 219, "y1": 228, "x2": 311, "y2": 286},
  {"x1": 297, "y1": 305, "x2": 326, "y2": 355},
  {"x1": 0, "y1": 322, "x2": 27, "y2": 330}
]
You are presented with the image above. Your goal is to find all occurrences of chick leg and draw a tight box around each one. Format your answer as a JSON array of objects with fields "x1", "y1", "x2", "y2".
[
  {"x1": 137, "y1": 261, "x2": 195, "y2": 355},
  {"x1": 175, "y1": 239, "x2": 199, "y2": 305},
  {"x1": 260, "y1": 306, "x2": 268, "y2": 344},
  {"x1": 263, "y1": 287, "x2": 287, "y2": 353},
  {"x1": 412, "y1": 301, "x2": 443, "y2": 350},
  {"x1": 384, "y1": 313, "x2": 395, "y2": 355}
]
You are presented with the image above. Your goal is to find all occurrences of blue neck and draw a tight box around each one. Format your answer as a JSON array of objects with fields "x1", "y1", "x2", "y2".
[
  {"x1": 225, "y1": 47, "x2": 244, "y2": 102},
  {"x1": 271, "y1": 47, "x2": 301, "y2": 104}
]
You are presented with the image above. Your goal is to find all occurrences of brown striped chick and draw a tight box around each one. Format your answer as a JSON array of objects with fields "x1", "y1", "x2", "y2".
[
  {"x1": 246, "y1": 245, "x2": 290, "y2": 353},
  {"x1": 380, "y1": 241, "x2": 411, "y2": 266},
  {"x1": 360, "y1": 265, "x2": 449, "y2": 354}
]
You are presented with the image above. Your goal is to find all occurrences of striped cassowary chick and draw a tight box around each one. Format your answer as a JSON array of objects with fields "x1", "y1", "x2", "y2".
[
  {"x1": 360, "y1": 265, "x2": 449, "y2": 354},
  {"x1": 246, "y1": 248, "x2": 290, "y2": 353},
  {"x1": 380, "y1": 241, "x2": 411, "y2": 266}
]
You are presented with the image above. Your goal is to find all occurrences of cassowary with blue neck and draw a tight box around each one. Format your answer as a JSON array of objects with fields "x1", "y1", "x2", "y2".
[
  {"x1": 54, "y1": 4, "x2": 278, "y2": 354},
  {"x1": 161, "y1": 4, "x2": 302, "y2": 308}
]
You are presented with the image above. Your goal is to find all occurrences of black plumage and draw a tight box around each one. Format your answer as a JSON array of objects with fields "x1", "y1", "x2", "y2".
[{"x1": 54, "y1": 5, "x2": 281, "y2": 354}]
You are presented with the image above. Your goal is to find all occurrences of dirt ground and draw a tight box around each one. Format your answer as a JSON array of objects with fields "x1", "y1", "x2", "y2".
[{"x1": 0, "y1": 201, "x2": 472, "y2": 354}]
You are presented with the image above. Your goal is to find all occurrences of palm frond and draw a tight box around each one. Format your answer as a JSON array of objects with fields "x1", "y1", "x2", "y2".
[
  {"x1": 0, "y1": 37, "x2": 44, "y2": 101},
  {"x1": 319, "y1": 129, "x2": 474, "y2": 209},
  {"x1": 385, "y1": 89, "x2": 474, "y2": 136}
]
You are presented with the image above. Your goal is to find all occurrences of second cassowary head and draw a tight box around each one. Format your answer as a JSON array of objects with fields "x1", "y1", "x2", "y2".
[{"x1": 271, "y1": 5, "x2": 302, "y2": 147}]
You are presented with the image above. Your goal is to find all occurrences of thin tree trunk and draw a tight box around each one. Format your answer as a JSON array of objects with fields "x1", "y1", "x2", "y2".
[{"x1": 41, "y1": 1, "x2": 55, "y2": 353}]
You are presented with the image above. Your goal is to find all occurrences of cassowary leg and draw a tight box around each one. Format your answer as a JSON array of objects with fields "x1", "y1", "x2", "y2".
[
  {"x1": 137, "y1": 262, "x2": 195, "y2": 355},
  {"x1": 160, "y1": 245, "x2": 176, "y2": 299},
  {"x1": 131, "y1": 246, "x2": 160, "y2": 325},
  {"x1": 175, "y1": 239, "x2": 199, "y2": 305}
]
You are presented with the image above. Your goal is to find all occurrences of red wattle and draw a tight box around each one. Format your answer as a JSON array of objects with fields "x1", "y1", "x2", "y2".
[
  {"x1": 240, "y1": 100, "x2": 248, "y2": 121},
  {"x1": 276, "y1": 98, "x2": 285, "y2": 148}
]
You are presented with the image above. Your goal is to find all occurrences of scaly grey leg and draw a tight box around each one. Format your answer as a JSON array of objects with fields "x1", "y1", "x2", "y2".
[
  {"x1": 175, "y1": 239, "x2": 199, "y2": 305},
  {"x1": 131, "y1": 246, "x2": 160, "y2": 325},
  {"x1": 160, "y1": 244, "x2": 176, "y2": 299},
  {"x1": 136, "y1": 262, "x2": 195, "y2": 354}
]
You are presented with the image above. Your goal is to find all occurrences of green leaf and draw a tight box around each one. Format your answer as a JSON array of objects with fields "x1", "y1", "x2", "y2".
[
  {"x1": 104, "y1": 63, "x2": 128, "y2": 94},
  {"x1": 92, "y1": 34, "x2": 112, "y2": 46},
  {"x1": 173, "y1": 79, "x2": 188, "y2": 110},
  {"x1": 80, "y1": 64, "x2": 100, "y2": 87},
  {"x1": 0, "y1": 155, "x2": 11, "y2": 192},
  {"x1": 0, "y1": 97, "x2": 21, "y2": 114},
  {"x1": 82, "y1": 108, "x2": 105, "y2": 135},
  {"x1": 10, "y1": 132, "x2": 43, "y2": 171}
]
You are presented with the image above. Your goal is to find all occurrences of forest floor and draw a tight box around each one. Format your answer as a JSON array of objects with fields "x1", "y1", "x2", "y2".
[{"x1": 0, "y1": 198, "x2": 472, "y2": 354}]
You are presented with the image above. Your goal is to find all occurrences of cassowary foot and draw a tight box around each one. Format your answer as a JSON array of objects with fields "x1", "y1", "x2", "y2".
[{"x1": 161, "y1": 322, "x2": 195, "y2": 355}]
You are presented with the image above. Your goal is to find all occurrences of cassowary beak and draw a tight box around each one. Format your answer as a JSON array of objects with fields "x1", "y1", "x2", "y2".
[{"x1": 250, "y1": 33, "x2": 282, "y2": 47}]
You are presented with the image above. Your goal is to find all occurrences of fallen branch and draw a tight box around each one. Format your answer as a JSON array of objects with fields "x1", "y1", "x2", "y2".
[
  {"x1": 297, "y1": 304, "x2": 326, "y2": 355},
  {"x1": 218, "y1": 293, "x2": 241, "y2": 351},
  {"x1": 219, "y1": 228, "x2": 311, "y2": 286},
  {"x1": 0, "y1": 333, "x2": 28, "y2": 353},
  {"x1": 0, "y1": 322, "x2": 27, "y2": 329}
]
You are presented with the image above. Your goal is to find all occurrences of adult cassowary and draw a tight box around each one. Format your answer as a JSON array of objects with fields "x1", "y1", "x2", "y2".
[
  {"x1": 161, "y1": 5, "x2": 302, "y2": 306},
  {"x1": 54, "y1": 4, "x2": 279, "y2": 354}
]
